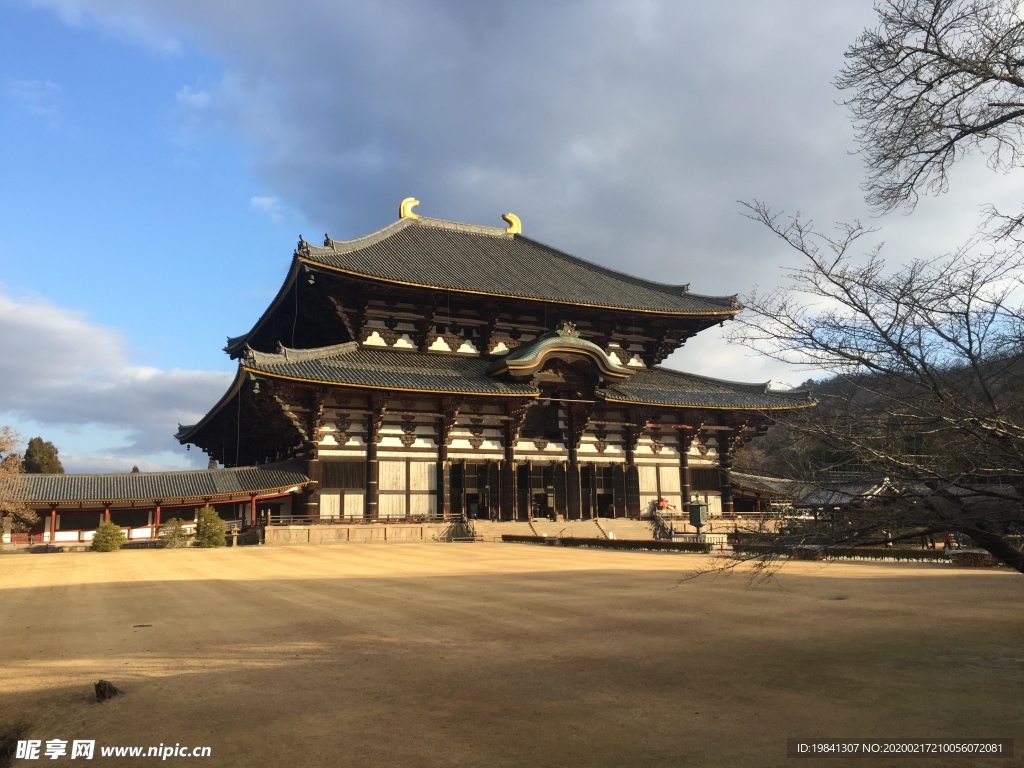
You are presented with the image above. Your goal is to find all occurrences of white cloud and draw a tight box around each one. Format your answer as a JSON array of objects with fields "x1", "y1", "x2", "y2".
[
  {"x1": 250, "y1": 195, "x2": 283, "y2": 222},
  {"x1": 176, "y1": 84, "x2": 211, "y2": 110},
  {"x1": 28, "y1": 0, "x2": 183, "y2": 54},
  {"x1": 0, "y1": 287, "x2": 231, "y2": 470},
  {"x1": 4, "y1": 78, "x2": 62, "y2": 125}
]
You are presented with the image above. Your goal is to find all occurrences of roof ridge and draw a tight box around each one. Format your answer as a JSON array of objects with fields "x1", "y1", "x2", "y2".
[
  {"x1": 647, "y1": 366, "x2": 813, "y2": 398},
  {"x1": 318, "y1": 218, "x2": 413, "y2": 255},
  {"x1": 413, "y1": 216, "x2": 510, "y2": 237},
  {"x1": 647, "y1": 366, "x2": 772, "y2": 394},
  {"x1": 246, "y1": 342, "x2": 359, "y2": 365}
]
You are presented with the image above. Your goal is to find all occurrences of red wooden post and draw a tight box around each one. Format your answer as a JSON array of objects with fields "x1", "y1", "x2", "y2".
[
  {"x1": 250, "y1": 495, "x2": 257, "y2": 527},
  {"x1": 103, "y1": 505, "x2": 111, "y2": 523},
  {"x1": 49, "y1": 505, "x2": 57, "y2": 543},
  {"x1": 153, "y1": 503, "x2": 162, "y2": 538}
]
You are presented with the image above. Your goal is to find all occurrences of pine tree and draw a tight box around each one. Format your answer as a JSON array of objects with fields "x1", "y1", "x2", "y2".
[{"x1": 23, "y1": 437, "x2": 64, "y2": 474}]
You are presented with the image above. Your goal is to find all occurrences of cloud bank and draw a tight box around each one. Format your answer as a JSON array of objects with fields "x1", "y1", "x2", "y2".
[{"x1": 0, "y1": 287, "x2": 231, "y2": 469}]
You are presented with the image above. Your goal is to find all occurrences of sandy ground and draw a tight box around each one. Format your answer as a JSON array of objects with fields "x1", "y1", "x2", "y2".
[{"x1": 0, "y1": 544, "x2": 1021, "y2": 768}]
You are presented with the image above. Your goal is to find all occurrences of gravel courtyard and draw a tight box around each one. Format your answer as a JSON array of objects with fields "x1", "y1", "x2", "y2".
[{"x1": 1, "y1": 545, "x2": 1021, "y2": 767}]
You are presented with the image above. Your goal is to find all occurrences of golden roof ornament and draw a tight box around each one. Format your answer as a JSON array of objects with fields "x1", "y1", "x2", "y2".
[
  {"x1": 399, "y1": 197, "x2": 420, "y2": 220},
  {"x1": 502, "y1": 212, "x2": 522, "y2": 235}
]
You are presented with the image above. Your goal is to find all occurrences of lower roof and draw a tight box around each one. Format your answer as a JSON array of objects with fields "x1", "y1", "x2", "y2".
[
  {"x1": 241, "y1": 344, "x2": 811, "y2": 409},
  {"x1": 4, "y1": 460, "x2": 311, "y2": 505}
]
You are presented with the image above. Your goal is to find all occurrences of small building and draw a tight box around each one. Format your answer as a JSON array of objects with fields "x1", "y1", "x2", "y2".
[{"x1": 1, "y1": 462, "x2": 310, "y2": 545}]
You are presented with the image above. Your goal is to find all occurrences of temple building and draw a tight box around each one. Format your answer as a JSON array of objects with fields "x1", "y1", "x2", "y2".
[{"x1": 175, "y1": 199, "x2": 812, "y2": 528}]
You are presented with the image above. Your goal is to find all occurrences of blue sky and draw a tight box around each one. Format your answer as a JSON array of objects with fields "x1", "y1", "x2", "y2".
[{"x1": 1, "y1": 1, "x2": 1019, "y2": 472}]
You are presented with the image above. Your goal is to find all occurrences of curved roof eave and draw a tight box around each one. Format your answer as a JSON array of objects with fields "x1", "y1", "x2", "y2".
[
  {"x1": 224, "y1": 257, "x2": 302, "y2": 357},
  {"x1": 176, "y1": 365, "x2": 246, "y2": 444}
]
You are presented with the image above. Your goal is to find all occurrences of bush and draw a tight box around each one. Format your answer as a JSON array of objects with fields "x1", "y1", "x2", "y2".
[
  {"x1": 159, "y1": 517, "x2": 187, "y2": 548},
  {"x1": 91, "y1": 521, "x2": 126, "y2": 552},
  {"x1": 500, "y1": 535, "x2": 714, "y2": 553},
  {"x1": 194, "y1": 506, "x2": 226, "y2": 548}
]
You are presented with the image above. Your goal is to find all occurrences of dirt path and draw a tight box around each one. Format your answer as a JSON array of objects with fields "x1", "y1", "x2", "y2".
[{"x1": 1, "y1": 545, "x2": 1021, "y2": 767}]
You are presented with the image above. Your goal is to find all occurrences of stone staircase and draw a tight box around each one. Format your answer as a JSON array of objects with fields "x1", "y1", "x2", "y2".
[
  {"x1": 597, "y1": 518, "x2": 657, "y2": 541},
  {"x1": 471, "y1": 520, "x2": 537, "y2": 542},
  {"x1": 529, "y1": 519, "x2": 606, "y2": 539}
]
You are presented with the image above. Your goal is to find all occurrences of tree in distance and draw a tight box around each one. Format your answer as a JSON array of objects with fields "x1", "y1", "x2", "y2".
[
  {"x1": 0, "y1": 426, "x2": 37, "y2": 543},
  {"x1": 193, "y1": 506, "x2": 226, "y2": 548},
  {"x1": 91, "y1": 521, "x2": 126, "y2": 552},
  {"x1": 131, "y1": 465, "x2": 140, "y2": 473},
  {"x1": 23, "y1": 437, "x2": 63, "y2": 474},
  {"x1": 838, "y1": 0, "x2": 1024, "y2": 241}
]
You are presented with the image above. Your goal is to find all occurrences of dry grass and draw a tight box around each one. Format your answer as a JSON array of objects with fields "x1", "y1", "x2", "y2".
[{"x1": 0, "y1": 545, "x2": 1021, "y2": 767}]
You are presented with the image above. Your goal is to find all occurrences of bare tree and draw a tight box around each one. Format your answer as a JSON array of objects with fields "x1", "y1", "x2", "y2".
[
  {"x1": 838, "y1": 0, "x2": 1024, "y2": 240},
  {"x1": 0, "y1": 426, "x2": 37, "y2": 539},
  {"x1": 731, "y1": 202, "x2": 1024, "y2": 574}
]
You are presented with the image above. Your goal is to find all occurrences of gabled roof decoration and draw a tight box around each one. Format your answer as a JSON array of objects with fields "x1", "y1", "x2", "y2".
[{"x1": 487, "y1": 322, "x2": 634, "y2": 381}]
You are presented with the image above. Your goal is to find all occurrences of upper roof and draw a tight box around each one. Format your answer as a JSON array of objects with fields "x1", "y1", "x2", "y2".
[
  {"x1": 303, "y1": 216, "x2": 739, "y2": 315},
  {"x1": 2, "y1": 460, "x2": 310, "y2": 505}
]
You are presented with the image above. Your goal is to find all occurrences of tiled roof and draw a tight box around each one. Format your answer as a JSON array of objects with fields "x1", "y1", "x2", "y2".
[
  {"x1": 731, "y1": 472, "x2": 808, "y2": 498},
  {"x1": 240, "y1": 344, "x2": 811, "y2": 411},
  {"x1": 245, "y1": 343, "x2": 540, "y2": 396},
  {"x1": 306, "y1": 217, "x2": 738, "y2": 315},
  {"x1": 598, "y1": 368, "x2": 813, "y2": 410},
  {"x1": 1, "y1": 460, "x2": 310, "y2": 504}
]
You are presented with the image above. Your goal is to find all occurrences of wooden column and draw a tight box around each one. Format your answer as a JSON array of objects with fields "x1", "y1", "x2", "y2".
[
  {"x1": 437, "y1": 400, "x2": 459, "y2": 519},
  {"x1": 153, "y1": 502, "x2": 162, "y2": 538},
  {"x1": 103, "y1": 505, "x2": 111, "y2": 523},
  {"x1": 250, "y1": 495, "x2": 257, "y2": 527},
  {"x1": 565, "y1": 403, "x2": 586, "y2": 520},
  {"x1": 719, "y1": 430, "x2": 734, "y2": 516},
  {"x1": 624, "y1": 412, "x2": 645, "y2": 518},
  {"x1": 366, "y1": 396, "x2": 387, "y2": 520},
  {"x1": 48, "y1": 505, "x2": 57, "y2": 543},
  {"x1": 502, "y1": 401, "x2": 528, "y2": 521},
  {"x1": 302, "y1": 459, "x2": 322, "y2": 522},
  {"x1": 501, "y1": 435, "x2": 516, "y2": 521},
  {"x1": 678, "y1": 429, "x2": 694, "y2": 506}
]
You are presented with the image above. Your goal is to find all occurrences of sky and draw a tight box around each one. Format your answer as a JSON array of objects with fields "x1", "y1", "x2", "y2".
[{"x1": 1, "y1": 0, "x2": 1021, "y2": 472}]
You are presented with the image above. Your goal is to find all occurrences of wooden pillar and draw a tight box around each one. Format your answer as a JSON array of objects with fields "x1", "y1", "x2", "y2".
[
  {"x1": 366, "y1": 402, "x2": 385, "y2": 520},
  {"x1": 250, "y1": 495, "x2": 257, "y2": 527},
  {"x1": 719, "y1": 430, "x2": 734, "y2": 516},
  {"x1": 153, "y1": 502, "x2": 162, "y2": 538},
  {"x1": 624, "y1": 420, "x2": 642, "y2": 518},
  {"x1": 103, "y1": 505, "x2": 111, "y2": 523},
  {"x1": 501, "y1": 422, "x2": 516, "y2": 521},
  {"x1": 502, "y1": 401, "x2": 528, "y2": 521},
  {"x1": 302, "y1": 459, "x2": 321, "y2": 522},
  {"x1": 678, "y1": 429, "x2": 693, "y2": 506},
  {"x1": 566, "y1": 405, "x2": 582, "y2": 519},
  {"x1": 438, "y1": 400, "x2": 458, "y2": 519},
  {"x1": 49, "y1": 504, "x2": 57, "y2": 543}
]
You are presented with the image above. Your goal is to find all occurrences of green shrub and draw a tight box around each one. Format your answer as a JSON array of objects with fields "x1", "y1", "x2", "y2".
[
  {"x1": 159, "y1": 517, "x2": 187, "y2": 548},
  {"x1": 91, "y1": 521, "x2": 126, "y2": 552},
  {"x1": 194, "y1": 506, "x2": 226, "y2": 548}
]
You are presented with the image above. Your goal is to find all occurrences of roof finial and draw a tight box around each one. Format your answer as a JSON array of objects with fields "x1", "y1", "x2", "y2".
[
  {"x1": 399, "y1": 197, "x2": 420, "y2": 220},
  {"x1": 502, "y1": 212, "x2": 522, "y2": 235}
]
